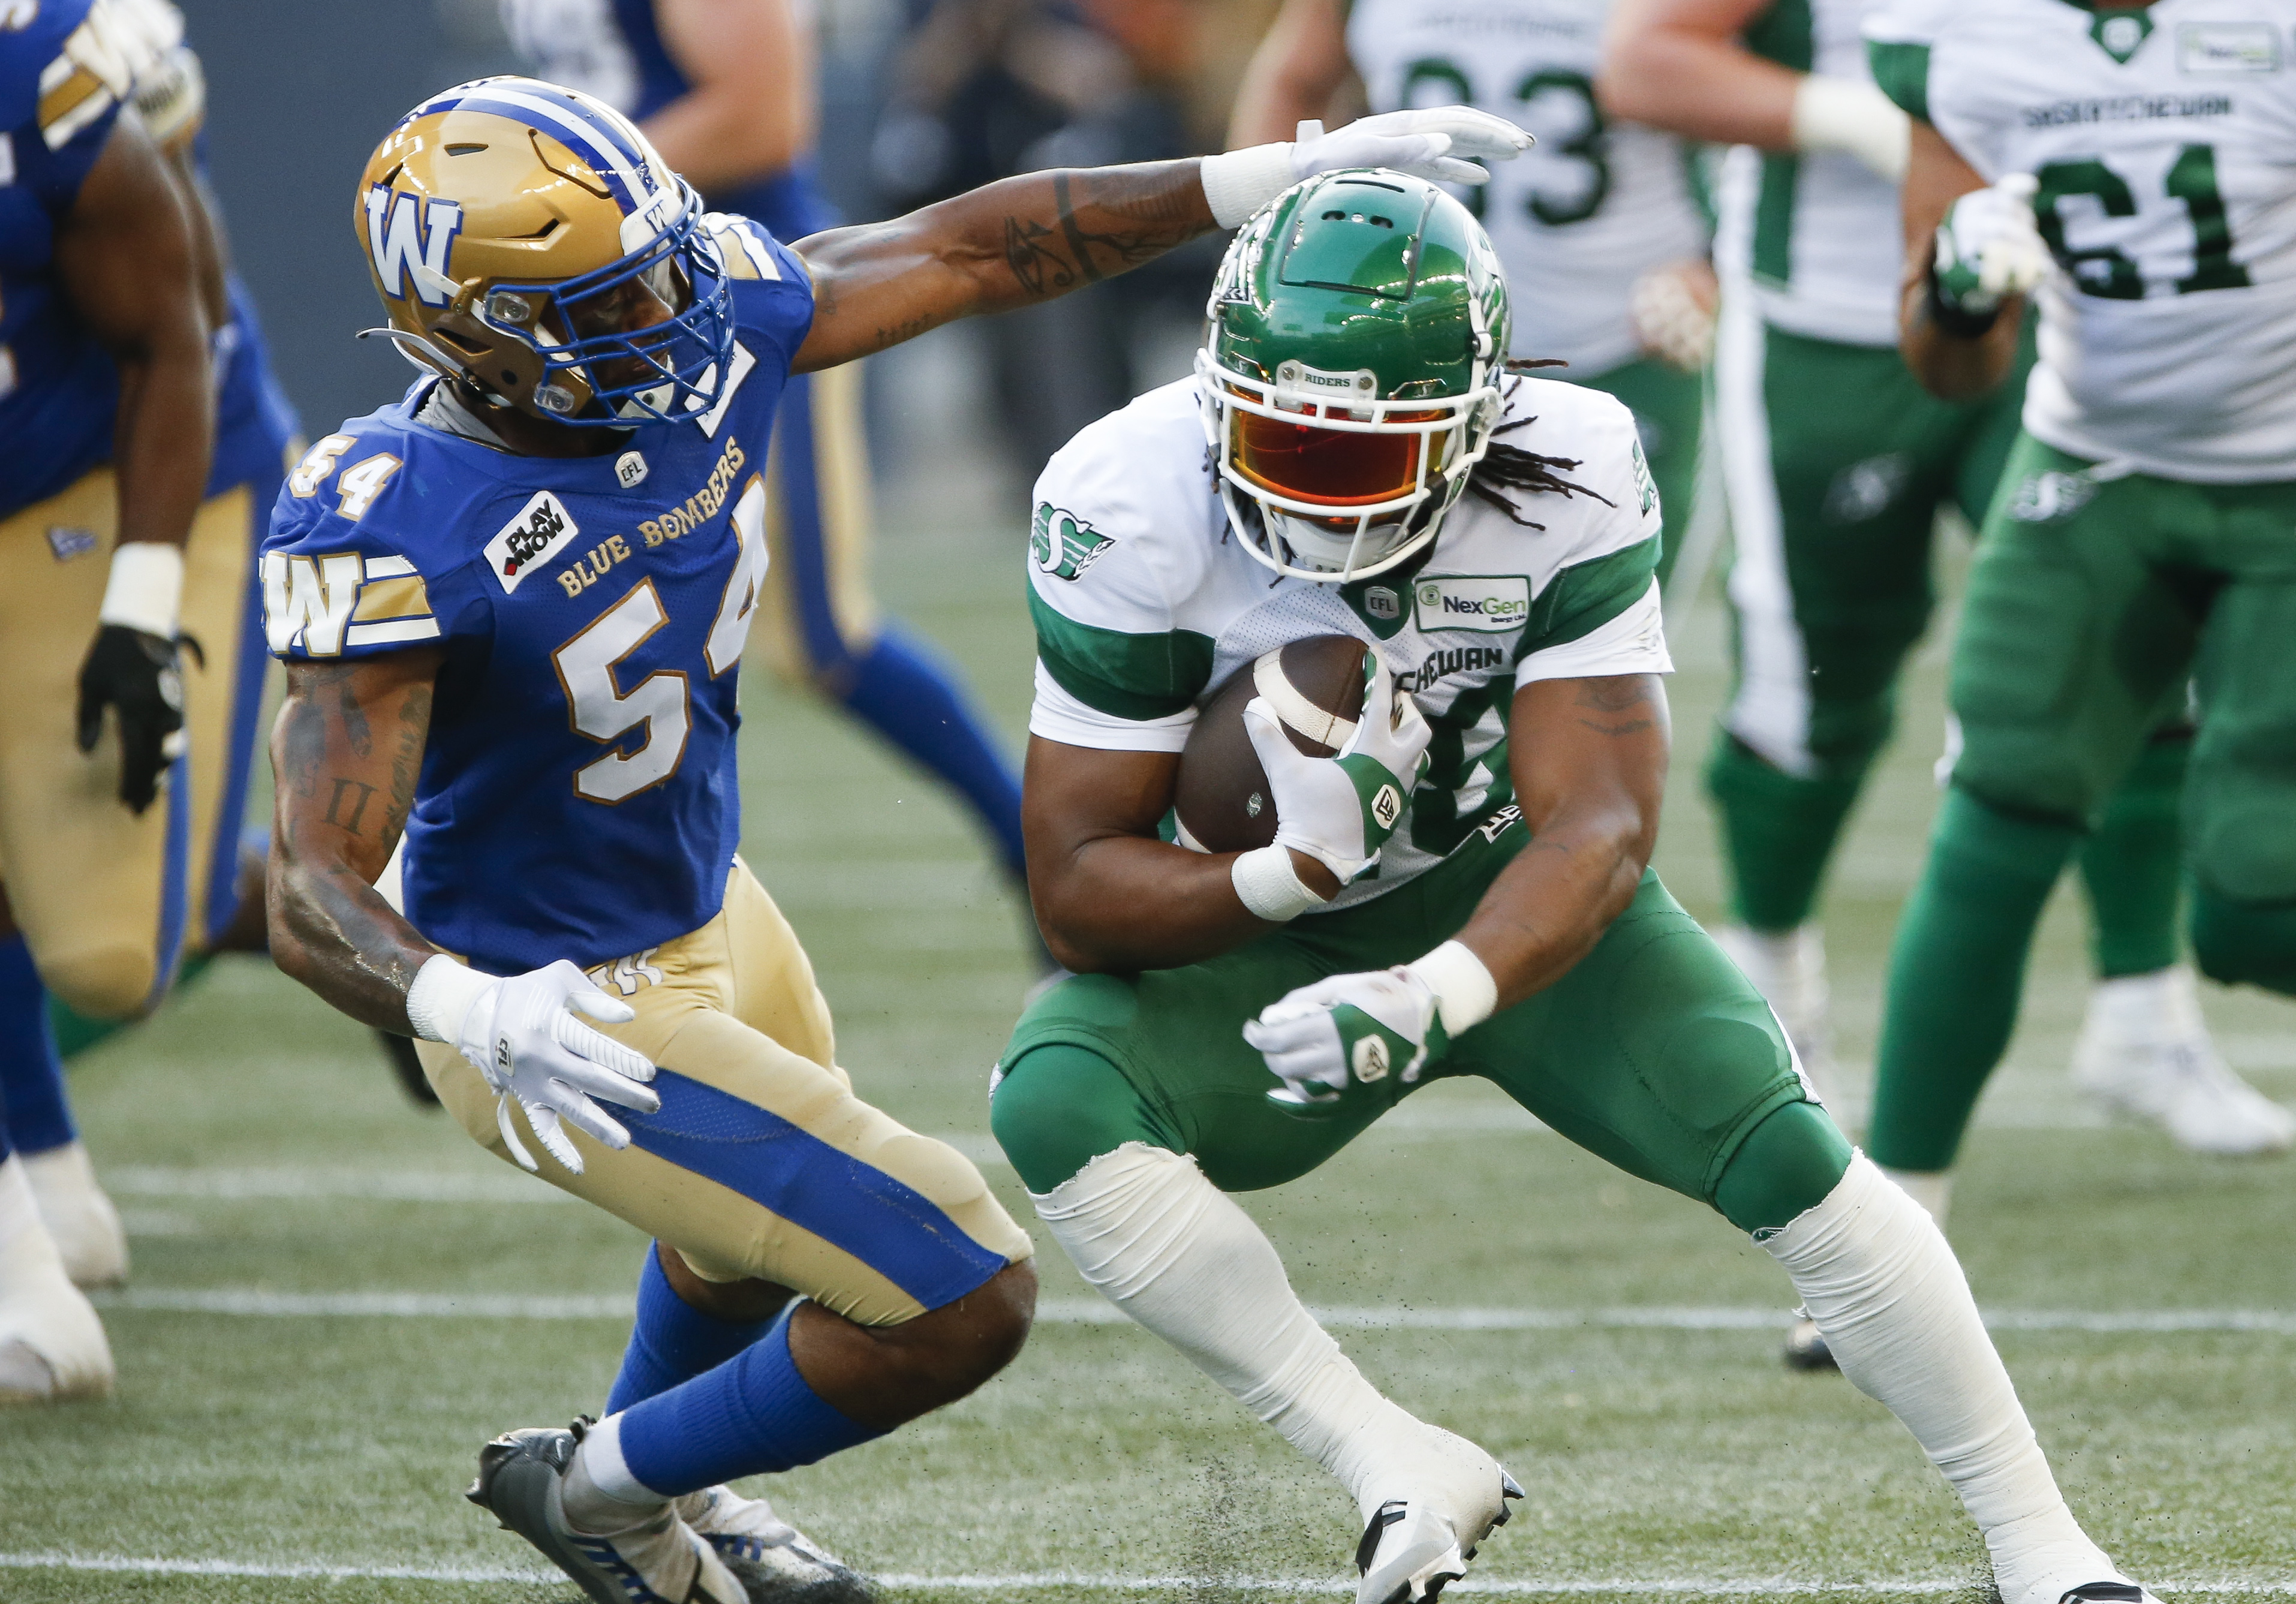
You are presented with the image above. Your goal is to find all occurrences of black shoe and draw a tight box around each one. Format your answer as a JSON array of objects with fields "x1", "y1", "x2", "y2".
[
  {"x1": 1783, "y1": 1313, "x2": 1838, "y2": 1371},
  {"x1": 376, "y1": 1030, "x2": 441, "y2": 1108}
]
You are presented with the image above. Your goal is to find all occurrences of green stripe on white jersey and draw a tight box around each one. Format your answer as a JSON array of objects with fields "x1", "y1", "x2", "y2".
[
  {"x1": 1024, "y1": 377, "x2": 1669, "y2": 910},
  {"x1": 1868, "y1": 0, "x2": 2296, "y2": 481},
  {"x1": 1716, "y1": 0, "x2": 1905, "y2": 348},
  {"x1": 1345, "y1": 0, "x2": 1709, "y2": 376}
]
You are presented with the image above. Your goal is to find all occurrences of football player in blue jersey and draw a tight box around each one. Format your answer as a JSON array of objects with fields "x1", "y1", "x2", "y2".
[
  {"x1": 261, "y1": 75, "x2": 1530, "y2": 1601},
  {"x1": 498, "y1": 0, "x2": 1038, "y2": 941}
]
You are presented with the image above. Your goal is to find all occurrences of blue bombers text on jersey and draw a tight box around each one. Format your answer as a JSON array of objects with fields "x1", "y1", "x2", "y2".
[{"x1": 260, "y1": 219, "x2": 813, "y2": 976}]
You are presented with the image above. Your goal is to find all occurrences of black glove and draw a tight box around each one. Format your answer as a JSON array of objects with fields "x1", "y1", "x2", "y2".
[{"x1": 76, "y1": 623, "x2": 184, "y2": 815}]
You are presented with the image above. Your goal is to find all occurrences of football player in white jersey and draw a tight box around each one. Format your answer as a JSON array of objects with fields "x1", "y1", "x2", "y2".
[
  {"x1": 1231, "y1": 0, "x2": 1715, "y2": 593},
  {"x1": 988, "y1": 170, "x2": 2162, "y2": 1604},
  {"x1": 1859, "y1": 0, "x2": 2296, "y2": 1241},
  {"x1": 1599, "y1": 0, "x2": 2278, "y2": 1180}
]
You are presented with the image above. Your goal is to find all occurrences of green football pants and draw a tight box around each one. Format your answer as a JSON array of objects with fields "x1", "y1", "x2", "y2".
[
  {"x1": 1706, "y1": 316, "x2": 2027, "y2": 932},
  {"x1": 1869, "y1": 435, "x2": 2296, "y2": 1172},
  {"x1": 1576, "y1": 356, "x2": 1704, "y2": 591},
  {"x1": 992, "y1": 809, "x2": 1851, "y2": 1234}
]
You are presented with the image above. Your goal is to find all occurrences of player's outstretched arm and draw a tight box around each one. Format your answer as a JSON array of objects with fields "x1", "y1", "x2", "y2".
[
  {"x1": 1898, "y1": 120, "x2": 2034, "y2": 403},
  {"x1": 1455, "y1": 673, "x2": 1669, "y2": 1010},
  {"x1": 266, "y1": 652, "x2": 446, "y2": 1033}
]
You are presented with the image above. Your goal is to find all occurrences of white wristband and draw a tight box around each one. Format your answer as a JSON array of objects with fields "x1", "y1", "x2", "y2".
[
  {"x1": 1200, "y1": 143, "x2": 1299, "y2": 230},
  {"x1": 405, "y1": 953, "x2": 495, "y2": 1045},
  {"x1": 1232, "y1": 844, "x2": 1327, "y2": 923},
  {"x1": 98, "y1": 541, "x2": 184, "y2": 638},
  {"x1": 1789, "y1": 74, "x2": 1909, "y2": 183},
  {"x1": 1405, "y1": 939, "x2": 1499, "y2": 1037}
]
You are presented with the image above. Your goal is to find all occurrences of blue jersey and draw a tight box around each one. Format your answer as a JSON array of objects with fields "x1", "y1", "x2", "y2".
[
  {"x1": 498, "y1": 0, "x2": 836, "y2": 241},
  {"x1": 0, "y1": 0, "x2": 133, "y2": 520},
  {"x1": 260, "y1": 218, "x2": 813, "y2": 976}
]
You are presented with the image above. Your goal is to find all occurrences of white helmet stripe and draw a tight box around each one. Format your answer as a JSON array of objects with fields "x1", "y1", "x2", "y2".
[{"x1": 461, "y1": 83, "x2": 682, "y2": 239}]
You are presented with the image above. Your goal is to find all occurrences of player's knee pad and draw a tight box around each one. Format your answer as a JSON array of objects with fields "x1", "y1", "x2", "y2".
[
  {"x1": 990, "y1": 1043, "x2": 1169, "y2": 1195},
  {"x1": 35, "y1": 941, "x2": 160, "y2": 1022},
  {"x1": 2190, "y1": 888, "x2": 2296, "y2": 996},
  {"x1": 1710, "y1": 1099, "x2": 1855, "y2": 1235}
]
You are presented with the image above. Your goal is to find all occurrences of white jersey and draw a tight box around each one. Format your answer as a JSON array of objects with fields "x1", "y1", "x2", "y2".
[
  {"x1": 1868, "y1": 0, "x2": 2296, "y2": 482},
  {"x1": 1025, "y1": 378, "x2": 1671, "y2": 910},
  {"x1": 1347, "y1": 0, "x2": 1708, "y2": 375},
  {"x1": 1713, "y1": 0, "x2": 1903, "y2": 347}
]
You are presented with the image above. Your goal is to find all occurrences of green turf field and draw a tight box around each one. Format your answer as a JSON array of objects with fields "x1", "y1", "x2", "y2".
[{"x1": 4, "y1": 499, "x2": 2292, "y2": 1603}]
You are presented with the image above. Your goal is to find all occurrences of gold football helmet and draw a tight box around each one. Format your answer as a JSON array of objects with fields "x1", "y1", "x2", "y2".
[{"x1": 356, "y1": 76, "x2": 735, "y2": 428}]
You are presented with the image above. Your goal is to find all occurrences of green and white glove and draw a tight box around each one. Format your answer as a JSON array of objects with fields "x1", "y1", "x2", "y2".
[
  {"x1": 1933, "y1": 174, "x2": 2049, "y2": 321},
  {"x1": 1245, "y1": 941, "x2": 1499, "y2": 1112},
  {"x1": 1239, "y1": 652, "x2": 1431, "y2": 892}
]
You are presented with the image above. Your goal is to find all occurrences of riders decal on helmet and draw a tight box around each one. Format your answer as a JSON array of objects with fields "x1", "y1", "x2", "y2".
[
  {"x1": 356, "y1": 76, "x2": 736, "y2": 429},
  {"x1": 1199, "y1": 169, "x2": 1510, "y2": 583}
]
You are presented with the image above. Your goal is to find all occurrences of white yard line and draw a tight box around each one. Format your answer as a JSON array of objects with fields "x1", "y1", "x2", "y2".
[
  {"x1": 91, "y1": 1287, "x2": 2296, "y2": 1334},
  {"x1": 104, "y1": 1166, "x2": 582, "y2": 1203},
  {"x1": 0, "y1": 1555, "x2": 2288, "y2": 1594}
]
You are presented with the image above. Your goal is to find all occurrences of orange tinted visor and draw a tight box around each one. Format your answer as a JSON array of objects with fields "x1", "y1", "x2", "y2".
[{"x1": 1229, "y1": 404, "x2": 1452, "y2": 506}]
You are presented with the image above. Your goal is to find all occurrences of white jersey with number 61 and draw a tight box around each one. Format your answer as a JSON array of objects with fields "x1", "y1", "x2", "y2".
[
  {"x1": 1347, "y1": 0, "x2": 1709, "y2": 377},
  {"x1": 1868, "y1": 0, "x2": 2296, "y2": 481}
]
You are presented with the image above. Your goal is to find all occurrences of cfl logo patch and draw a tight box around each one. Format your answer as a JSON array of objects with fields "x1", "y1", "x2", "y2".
[{"x1": 365, "y1": 186, "x2": 464, "y2": 306}]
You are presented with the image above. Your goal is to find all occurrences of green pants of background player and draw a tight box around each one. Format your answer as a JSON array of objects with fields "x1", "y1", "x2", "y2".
[
  {"x1": 1707, "y1": 317, "x2": 2189, "y2": 978},
  {"x1": 1578, "y1": 356, "x2": 1702, "y2": 592},
  {"x1": 1869, "y1": 435, "x2": 2296, "y2": 1173},
  {"x1": 991, "y1": 808, "x2": 1852, "y2": 1235}
]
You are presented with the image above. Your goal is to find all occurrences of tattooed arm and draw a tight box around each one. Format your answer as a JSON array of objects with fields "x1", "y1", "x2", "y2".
[
  {"x1": 1450, "y1": 674, "x2": 1671, "y2": 1010},
  {"x1": 266, "y1": 649, "x2": 443, "y2": 1033},
  {"x1": 789, "y1": 161, "x2": 1215, "y2": 372}
]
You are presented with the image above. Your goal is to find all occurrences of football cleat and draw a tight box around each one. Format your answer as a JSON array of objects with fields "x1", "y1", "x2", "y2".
[
  {"x1": 2003, "y1": 1578, "x2": 2159, "y2": 1604},
  {"x1": 1782, "y1": 1313, "x2": 1838, "y2": 1373},
  {"x1": 1713, "y1": 925, "x2": 1842, "y2": 1108},
  {"x1": 374, "y1": 1028, "x2": 443, "y2": 1108},
  {"x1": 466, "y1": 1423, "x2": 744, "y2": 1604},
  {"x1": 1353, "y1": 1425, "x2": 1521, "y2": 1604},
  {"x1": 22, "y1": 1142, "x2": 130, "y2": 1289},
  {"x1": 0, "y1": 1214, "x2": 115, "y2": 1405},
  {"x1": 676, "y1": 1483, "x2": 875, "y2": 1602},
  {"x1": 2072, "y1": 968, "x2": 2294, "y2": 1157}
]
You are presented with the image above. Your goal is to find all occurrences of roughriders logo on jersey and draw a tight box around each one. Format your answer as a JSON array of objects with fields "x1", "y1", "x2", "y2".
[{"x1": 485, "y1": 492, "x2": 580, "y2": 594}]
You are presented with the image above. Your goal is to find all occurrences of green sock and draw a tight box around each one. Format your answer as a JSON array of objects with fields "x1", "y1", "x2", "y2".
[
  {"x1": 2077, "y1": 735, "x2": 2189, "y2": 979},
  {"x1": 1868, "y1": 789, "x2": 2079, "y2": 1173},
  {"x1": 1705, "y1": 734, "x2": 1869, "y2": 931},
  {"x1": 2191, "y1": 890, "x2": 2296, "y2": 995}
]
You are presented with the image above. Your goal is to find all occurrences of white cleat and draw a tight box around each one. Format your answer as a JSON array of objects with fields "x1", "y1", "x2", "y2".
[
  {"x1": 1713, "y1": 924, "x2": 1843, "y2": 1106},
  {"x1": 676, "y1": 1483, "x2": 875, "y2": 1602},
  {"x1": 0, "y1": 1217, "x2": 116, "y2": 1406},
  {"x1": 2072, "y1": 967, "x2": 2295, "y2": 1157},
  {"x1": 23, "y1": 1142, "x2": 130, "y2": 1289},
  {"x1": 1353, "y1": 1424, "x2": 1521, "y2": 1604}
]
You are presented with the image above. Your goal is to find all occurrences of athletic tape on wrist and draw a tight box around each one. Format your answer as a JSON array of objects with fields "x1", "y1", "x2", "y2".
[
  {"x1": 1406, "y1": 939, "x2": 1498, "y2": 1036},
  {"x1": 98, "y1": 541, "x2": 184, "y2": 638},
  {"x1": 405, "y1": 953, "x2": 494, "y2": 1045},
  {"x1": 1789, "y1": 74, "x2": 1908, "y2": 182},
  {"x1": 1232, "y1": 845, "x2": 1326, "y2": 923},
  {"x1": 1199, "y1": 143, "x2": 1300, "y2": 230}
]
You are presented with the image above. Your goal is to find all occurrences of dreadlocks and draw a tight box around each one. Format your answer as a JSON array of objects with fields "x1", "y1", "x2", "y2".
[{"x1": 1464, "y1": 371, "x2": 1614, "y2": 531}]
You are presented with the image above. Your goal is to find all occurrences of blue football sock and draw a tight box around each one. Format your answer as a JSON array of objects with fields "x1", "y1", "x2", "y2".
[
  {"x1": 840, "y1": 627, "x2": 1027, "y2": 882},
  {"x1": 0, "y1": 935, "x2": 74, "y2": 1155},
  {"x1": 615, "y1": 1304, "x2": 886, "y2": 1498},
  {"x1": 606, "y1": 1244, "x2": 777, "y2": 1414}
]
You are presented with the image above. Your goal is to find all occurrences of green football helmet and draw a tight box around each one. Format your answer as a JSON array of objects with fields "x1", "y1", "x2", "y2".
[{"x1": 1197, "y1": 169, "x2": 1510, "y2": 583}]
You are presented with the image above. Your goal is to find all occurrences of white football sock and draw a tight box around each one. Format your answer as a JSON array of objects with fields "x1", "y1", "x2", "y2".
[
  {"x1": 1031, "y1": 1143, "x2": 1450, "y2": 1518},
  {"x1": 565, "y1": 1413, "x2": 669, "y2": 1531},
  {"x1": 1762, "y1": 1154, "x2": 2117, "y2": 1604},
  {"x1": 0, "y1": 1154, "x2": 115, "y2": 1401},
  {"x1": 1876, "y1": 1165, "x2": 1952, "y2": 1229}
]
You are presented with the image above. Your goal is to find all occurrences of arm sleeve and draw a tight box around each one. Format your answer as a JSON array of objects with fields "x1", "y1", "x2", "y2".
[
  {"x1": 22, "y1": 17, "x2": 128, "y2": 210},
  {"x1": 1862, "y1": 0, "x2": 1943, "y2": 122},
  {"x1": 1516, "y1": 580, "x2": 1672, "y2": 685},
  {"x1": 1512, "y1": 395, "x2": 1667, "y2": 665},
  {"x1": 260, "y1": 464, "x2": 484, "y2": 663},
  {"x1": 708, "y1": 212, "x2": 817, "y2": 371},
  {"x1": 1028, "y1": 660, "x2": 1197, "y2": 753}
]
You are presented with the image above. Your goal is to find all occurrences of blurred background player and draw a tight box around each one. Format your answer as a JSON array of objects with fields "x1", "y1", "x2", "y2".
[
  {"x1": 0, "y1": 0, "x2": 221, "y2": 1404},
  {"x1": 1862, "y1": 0, "x2": 2296, "y2": 1239},
  {"x1": 498, "y1": 0, "x2": 1033, "y2": 934},
  {"x1": 1230, "y1": 0, "x2": 1715, "y2": 594},
  {"x1": 0, "y1": 0, "x2": 305, "y2": 1305},
  {"x1": 1597, "y1": 0, "x2": 2283, "y2": 1161}
]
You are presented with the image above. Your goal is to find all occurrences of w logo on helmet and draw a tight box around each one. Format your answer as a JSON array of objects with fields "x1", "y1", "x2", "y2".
[{"x1": 364, "y1": 187, "x2": 465, "y2": 307}]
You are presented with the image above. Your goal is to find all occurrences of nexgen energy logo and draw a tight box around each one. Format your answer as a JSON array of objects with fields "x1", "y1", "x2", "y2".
[
  {"x1": 1413, "y1": 575, "x2": 1530, "y2": 634},
  {"x1": 486, "y1": 492, "x2": 580, "y2": 594}
]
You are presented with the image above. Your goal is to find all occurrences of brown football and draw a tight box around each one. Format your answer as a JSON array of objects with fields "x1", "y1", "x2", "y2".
[{"x1": 1173, "y1": 635, "x2": 1370, "y2": 854}]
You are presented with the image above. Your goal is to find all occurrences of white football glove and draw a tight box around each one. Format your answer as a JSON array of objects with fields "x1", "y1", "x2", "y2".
[
  {"x1": 1246, "y1": 941, "x2": 1498, "y2": 1112},
  {"x1": 1933, "y1": 174, "x2": 2050, "y2": 316},
  {"x1": 1242, "y1": 654, "x2": 1432, "y2": 887},
  {"x1": 450, "y1": 960, "x2": 661, "y2": 1175},
  {"x1": 1292, "y1": 109, "x2": 1532, "y2": 188}
]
